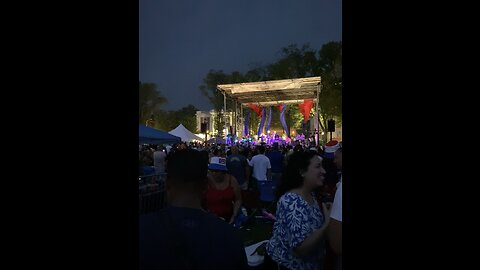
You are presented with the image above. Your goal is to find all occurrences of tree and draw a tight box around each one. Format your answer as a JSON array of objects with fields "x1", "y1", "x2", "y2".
[
  {"x1": 139, "y1": 82, "x2": 168, "y2": 124},
  {"x1": 199, "y1": 70, "x2": 242, "y2": 135},
  {"x1": 266, "y1": 44, "x2": 318, "y2": 80},
  {"x1": 244, "y1": 66, "x2": 267, "y2": 82},
  {"x1": 286, "y1": 104, "x2": 305, "y2": 134},
  {"x1": 316, "y1": 42, "x2": 342, "y2": 143},
  {"x1": 175, "y1": 104, "x2": 199, "y2": 133},
  {"x1": 155, "y1": 104, "x2": 199, "y2": 133},
  {"x1": 268, "y1": 42, "x2": 342, "y2": 142},
  {"x1": 199, "y1": 70, "x2": 228, "y2": 111},
  {"x1": 248, "y1": 110, "x2": 260, "y2": 136},
  {"x1": 155, "y1": 110, "x2": 176, "y2": 131},
  {"x1": 199, "y1": 70, "x2": 227, "y2": 136}
]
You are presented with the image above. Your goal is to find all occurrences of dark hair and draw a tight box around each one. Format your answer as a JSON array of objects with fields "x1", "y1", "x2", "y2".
[
  {"x1": 166, "y1": 149, "x2": 208, "y2": 189},
  {"x1": 276, "y1": 151, "x2": 318, "y2": 200},
  {"x1": 258, "y1": 145, "x2": 265, "y2": 154},
  {"x1": 322, "y1": 156, "x2": 339, "y2": 187}
]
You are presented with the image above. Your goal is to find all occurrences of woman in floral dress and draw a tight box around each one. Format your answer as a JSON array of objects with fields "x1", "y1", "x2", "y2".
[{"x1": 267, "y1": 151, "x2": 331, "y2": 270}]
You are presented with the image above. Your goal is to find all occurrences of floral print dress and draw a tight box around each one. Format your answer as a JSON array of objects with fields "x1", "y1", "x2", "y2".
[{"x1": 266, "y1": 192, "x2": 326, "y2": 270}]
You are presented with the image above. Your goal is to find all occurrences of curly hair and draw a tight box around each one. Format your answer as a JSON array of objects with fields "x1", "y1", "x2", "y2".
[{"x1": 276, "y1": 151, "x2": 318, "y2": 200}]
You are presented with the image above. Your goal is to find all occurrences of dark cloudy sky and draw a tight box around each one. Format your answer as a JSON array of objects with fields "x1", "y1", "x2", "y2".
[{"x1": 139, "y1": 0, "x2": 342, "y2": 111}]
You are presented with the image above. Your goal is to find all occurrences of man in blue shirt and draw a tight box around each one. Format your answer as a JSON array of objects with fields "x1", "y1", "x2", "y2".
[
  {"x1": 226, "y1": 146, "x2": 250, "y2": 190},
  {"x1": 139, "y1": 149, "x2": 247, "y2": 270},
  {"x1": 265, "y1": 142, "x2": 284, "y2": 186}
]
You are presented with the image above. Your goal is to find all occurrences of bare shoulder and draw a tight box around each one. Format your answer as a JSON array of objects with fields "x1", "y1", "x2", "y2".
[
  {"x1": 207, "y1": 173, "x2": 214, "y2": 183},
  {"x1": 229, "y1": 174, "x2": 239, "y2": 186}
]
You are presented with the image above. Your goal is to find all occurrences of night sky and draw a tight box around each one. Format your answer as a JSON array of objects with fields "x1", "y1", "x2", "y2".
[{"x1": 139, "y1": 0, "x2": 342, "y2": 111}]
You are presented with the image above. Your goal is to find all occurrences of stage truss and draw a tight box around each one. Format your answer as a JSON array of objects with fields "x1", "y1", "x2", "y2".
[{"x1": 216, "y1": 77, "x2": 323, "y2": 144}]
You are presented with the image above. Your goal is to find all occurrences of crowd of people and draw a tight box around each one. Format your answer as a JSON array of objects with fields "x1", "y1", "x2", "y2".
[{"x1": 139, "y1": 139, "x2": 342, "y2": 270}]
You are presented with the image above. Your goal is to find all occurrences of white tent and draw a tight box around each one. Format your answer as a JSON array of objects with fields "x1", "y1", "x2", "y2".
[{"x1": 169, "y1": 124, "x2": 204, "y2": 142}]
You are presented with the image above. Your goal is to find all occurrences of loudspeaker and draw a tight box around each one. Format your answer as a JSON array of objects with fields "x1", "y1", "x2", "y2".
[
  {"x1": 201, "y1": 123, "x2": 207, "y2": 133},
  {"x1": 327, "y1": 119, "x2": 335, "y2": 132}
]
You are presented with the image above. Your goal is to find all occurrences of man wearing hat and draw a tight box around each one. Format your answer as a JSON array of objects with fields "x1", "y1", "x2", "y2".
[
  {"x1": 322, "y1": 140, "x2": 342, "y2": 201},
  {"x1": 324, "y1": 140, "x2": 340, "y2": 159}
]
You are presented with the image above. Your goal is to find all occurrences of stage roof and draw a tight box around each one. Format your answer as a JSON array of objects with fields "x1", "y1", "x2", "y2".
[{"x1": 216, "y1": 77, "x2": 321, "y2": 106}]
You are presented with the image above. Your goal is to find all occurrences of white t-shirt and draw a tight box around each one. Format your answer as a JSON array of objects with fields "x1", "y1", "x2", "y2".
[
  {"x1": 248, "y1": 154, "x2": 271, "y2": 181},
  {"x1": 330, "y1": 180, "x2": 342, "y2": 222},
  {"x1": 153, "y1": 150, "x2": 166, "y2": 174}
]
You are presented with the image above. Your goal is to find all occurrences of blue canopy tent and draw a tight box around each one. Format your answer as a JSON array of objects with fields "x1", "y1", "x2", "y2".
[{"x1": 139, "y1": 125, "x2": 181, "y2": 145}]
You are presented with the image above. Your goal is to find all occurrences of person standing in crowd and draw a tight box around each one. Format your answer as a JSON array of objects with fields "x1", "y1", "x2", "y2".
[
  {"x1": 210, "y1": 147, "x2": 224, "y2": 161},
  {"x1": 284, "y1": 144, "x2": 295, "y2": 163},
  {"x1": 265, "y1": 142, "x2": 284, "y2": 186},
  {"x1": 142, "y1": 147, "x2": 154, "y2": 167},
  {"x1": 205, "y1": 156, "x2": 243, "y2": 224},
  {"x1": 139, "y1": 149, "x2": 247, "y2": 270},
  {"x1": 139, "y1": 150, "x2": 144, "y2": 176},
  {"x1": 153, "y1": 145, "x2": 166, "y2": 174},
  {"x1": 220, "y1": 144, "x2": 227, "y2": 157},
  {"x1": 266, "y1": 151, "x2": 331, "y2": 270},
  {"x1": 322, "y1": 140, "x2": 341, "y2": 196},
  {"x1": 164, "y1": 144, "x2": 172, "y2": 154},
  {"x1": 226, "y1": 146, "x2": 250, "y2": 190},
  {"x1": 248, "y1": 145, "x2": 272, "y2": 189},
  {"x1": 328, "y1": 146, "x2": 342, "y2": 269},
  {"x1": 294, "y1": 143, "x2": 304, "y2": 153}
]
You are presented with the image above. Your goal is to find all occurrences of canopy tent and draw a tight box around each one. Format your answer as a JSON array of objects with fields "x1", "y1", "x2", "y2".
[
  {"x1": 139, "y1": 125, "x2": 181, "y2": 145},
  {"x1": 216, "y1": 77, "x2": 323, "y2": 144},
  {"x1": 169, "y1": 124, "x2": 204, "y2": 142}
]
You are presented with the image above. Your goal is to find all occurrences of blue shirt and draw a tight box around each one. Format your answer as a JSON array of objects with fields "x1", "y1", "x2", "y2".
[
  {"x1": 265, "y1": 150, "x2": 284, "y2": 173},
  {"x1": 226, "y1": 154, "x2": 248, "y2": 185},
  {"x1": 139, "y1": 206, "x2": 247, "y2": 270},
  {"x1": 267, "y1": 193, "x2": 326, "y2": 270}
]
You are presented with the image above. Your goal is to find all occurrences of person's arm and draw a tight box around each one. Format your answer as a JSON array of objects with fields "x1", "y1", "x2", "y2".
[
  {"x1": 247, "y1": 156, "x2": 253, "y2": 167},
  {"x1": 327, "y1": 182, "x2": 342, "y2": 255},
  {"x1": 280, "y1": 154, "x2": 285, "y2": 172},
  {"x1": 293, "y1": 203, "x2": 331, "y2": 257},
  {"x1": 327, "y1": 218, "x2": 342, "y2": 255},
  {"x1": 266, "y1": 159, "x2": 272, "y2": 180},
  {"x1": 229, "y1": 176, "x2": 242, "y2": 224},
  {"x1": 245, "y1": 162, "x2": 250, "y2": 186}
]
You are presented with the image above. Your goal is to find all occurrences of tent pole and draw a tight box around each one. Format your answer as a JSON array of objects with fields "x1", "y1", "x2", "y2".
[
  {"x1": 240, "y1": 103, "x2": 243, "y2": 137},
  {"x1": 223, "y1": 91, "x2": 227, "y2": 139},
  {"x1": 316, "y1": 82, "x2": 322, "y2": 146},
  {"x1": 234, "y1": 100, "x2": 237, "y2": 143}
]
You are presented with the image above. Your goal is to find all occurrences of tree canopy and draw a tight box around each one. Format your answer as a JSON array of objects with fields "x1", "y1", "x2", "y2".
[
  {"x1": 139, "y1": 82, "x2": 198, "y2": 133},
  {"x1": 155, "y1": 104, "x2": 199, "y2": 133},
  {"x1": 139, "y1": 82, "x2": 168, "y2": 125}
]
